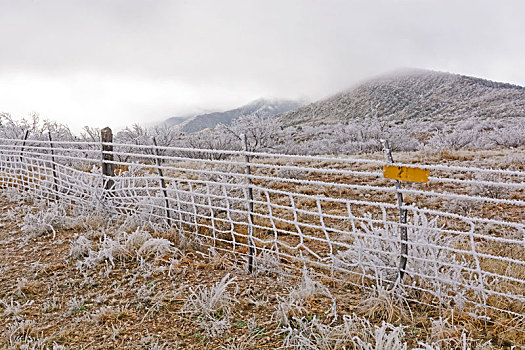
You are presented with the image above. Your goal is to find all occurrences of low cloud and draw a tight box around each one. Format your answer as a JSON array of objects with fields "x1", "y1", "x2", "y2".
[{"x1": 1, "y1": 0, "x2": 524, "y2": 130}]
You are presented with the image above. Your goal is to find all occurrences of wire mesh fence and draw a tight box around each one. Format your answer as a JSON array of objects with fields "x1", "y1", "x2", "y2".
[{"x1": 0, "y1": 135, "x2": 524, "y2": 335}]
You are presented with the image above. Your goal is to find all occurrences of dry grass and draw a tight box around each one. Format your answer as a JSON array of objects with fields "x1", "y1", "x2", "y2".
[
  {"x1": 0, "y1": 148, "x2": 524, "y2": 348},
  {"x1": 0, "y1": 195, "x2": 523, "y2": 349}
]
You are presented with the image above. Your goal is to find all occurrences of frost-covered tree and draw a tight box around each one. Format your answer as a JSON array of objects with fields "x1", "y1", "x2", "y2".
[{"x1": 215, "y1": 113, "x2": 281, "y2": 152}]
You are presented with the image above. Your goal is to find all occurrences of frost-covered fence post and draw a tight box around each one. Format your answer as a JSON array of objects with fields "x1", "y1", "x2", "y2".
[
  {"x1": 101, "y1": 127, "x2": 115, "y2": 193},
  {"x1": 47, "y1": 131, "x2": 59, "y2": 200},
  {"x1": 242, "y1": 134, "x2": 255, "y2": 274},
  {"x1": 18, "y1": 130, "x2": 30, "y2": 191},
  {"x1": 380, "y1": 139, "x2": 408, "y2": 284},
  {"x1": 152, "y1": 137, "x2": 171, "y2": 227}
]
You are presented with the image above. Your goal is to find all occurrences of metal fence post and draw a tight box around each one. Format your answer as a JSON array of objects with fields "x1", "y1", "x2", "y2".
[
  {"x1": 101, "y1": 127, "x2": 115, "y2": 193},
  {"x1": 243, "y1": 134, "x2": 255, "y2": 274},
  {"x1": 152, "y1": 137, "x2": 172, "y2": 227},
  {"x1": 381, "y1": 139, "x2": 408, "y2": 284}
]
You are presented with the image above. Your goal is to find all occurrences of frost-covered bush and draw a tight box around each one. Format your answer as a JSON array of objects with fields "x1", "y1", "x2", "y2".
[
  {"x1": 335, "y1": 211, "x2": 472, "y2": 306},
  {"x1": 442, "y1": 199, "x2": 480, "y2": 217},
  {"x1": 69, "y1": 235, "x2": 93, "y2": 259},
  {"x1": 352, "y1": 321, "x2": 407, "y2": 350},
  {"x1": 254, "y1": 249, "x2": 282, "y2": 276},
  {"x1": 486, "y1": 118, "x2": 525, "y2": 148},
  {"x1": 137, "y1": 238, "x2": 175, "y2": 259},
  {"x1": 280, "y1": 316, "x2": 351, "y2": 349},
  {"x1": 1, "y1": 298, "x2": 23, "y2": 320},
  {"x1": 182, "y1": 273, "x2": 239, "y2": 337},
  {"x1": 91, "y1": 234, "x2": 128, "y2": 268},
  {"x1": 73, "y1": 228, "x2": 178, "y2": 273},
  {"x1": 469, "y1": 174, "x2": 510, "y2": 199},
  {"x1": 6, "y1": 332, "x2": 65, "y2": 350},
  {"x1": 280, "y1": 313, "x2": 410, "y2": 350},
  {"x1": 123, "y1": 228, "x2": 152, "y2": 251},
  {"x1": 274, "y1": 271, "x2": 335, "y2": 327},
  {"x1": 21, "y1": 202, "x2": 67, "y2": 238},
  {"x1": 427, "y1": 130, "x2": 477, "y2": 151}
]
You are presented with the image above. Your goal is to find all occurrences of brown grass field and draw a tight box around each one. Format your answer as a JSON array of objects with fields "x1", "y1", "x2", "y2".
[{"x1": 0, "y1": 147, "x2": 524, "y2": 349}]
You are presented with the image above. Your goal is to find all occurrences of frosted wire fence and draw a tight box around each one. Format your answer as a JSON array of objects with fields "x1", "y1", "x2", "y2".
[{"x1": 0, "y1": 137, "x2": 524, "y2": 334}]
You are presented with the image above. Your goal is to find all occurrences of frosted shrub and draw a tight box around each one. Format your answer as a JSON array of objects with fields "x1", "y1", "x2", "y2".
[
  {"x1": 182, "y1": 273, "x2": 239, "y2": 337},
  {"x1": 69, "y1": 235, "x2": 92, "y2": 259},
  {"x1": 65, "y1": 205, "x2": 108, "y2": 232},
  {"x1": 1, "y1": 298, "x2": 23, "y2": 320},
  {"x1": 356, "y1": 284, "x2": 407, "y2": 323},
  {"x1": 17, "y1": 335, "x2": 65, "y2": 350},
  {"x1": 289, "y1": 271, "x2": 333, "y2": 306},
  {"x1": 335, "y1": 214, "x2": 400, "y2": 282},
  {"x1": 254, "y1": 249, "x2": 282, "y2": 276},
  {"x1": 387, "y1": 130, "x2": 421, "y2": 152},
  {"x1": 487, "y1": 118, "x2": 525, "y2": 148},
  {"x1": 21, "y1": 203, "x2": 66, "y2": 238},
  {"x1": 274, "y1": 271, "x2": 335, "y2": 327},
  {"x1": 442, "y1": 198, "x2": 480, "y2": 216},
  {"x1": 73, "y1": 228, "x2": 179, "y2": 273},
  {"x1": 470, "y1": 174, "x2": 509, "y2": 199},
  {"x1": 137, "y1": 238, "x2": 176, "y2": 259},
  {"x1": 94, "y1": 235, "x2": 127, "y2": 267},
  {"x1": 124, "y1": 229, "x2": 152, "y2": 252},
  {"x1": 335, "y1": 212, "x2": 472, "y2": 306},
  {"x1": 281, "y1": 313, "x2": 412, "y2": 350},
  {"x1": 75, "y1": 234, "x2": 126, "y2": 272},
  {"x1": 352, "y1": 322, "x2": 407, "y2": 350},
  {"x1": 281, "y1": 316, "x2": 351, "y2": 350},
  {"x1": 427, "y1": 130, "x2": 476, "y2": 151}
]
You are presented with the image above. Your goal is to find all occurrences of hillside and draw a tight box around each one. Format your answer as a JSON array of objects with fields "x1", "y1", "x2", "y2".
[
  {"x1": 278, "y1": 69, "x2": 525, "y2": 127},
  {"x1": 175, "y1": 99, "x2": 302, "y2": 133},
  {"x1": 163, "y1": 115, "x2": 194, "y2": 128}
]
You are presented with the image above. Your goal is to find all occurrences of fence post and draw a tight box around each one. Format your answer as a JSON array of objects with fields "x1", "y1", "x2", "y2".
[
  {"x1": 101, "y1": 127, "x2": 115, "y2": 193},
  {"x1": 47, "y1": 131, "x2": 59, "y2": 200},
  {"x1": 242, "y1": 134, "x2": 255, "y2": 274},
  {"x1": 380, "y1": 139, "x2": 408, "y2": 284},
  {"x1": 152, "y1": 137, "x2": 172, "y2": 227},
  {"x1": 18, "y1": 130, "x2": 30, "y2": 191}
]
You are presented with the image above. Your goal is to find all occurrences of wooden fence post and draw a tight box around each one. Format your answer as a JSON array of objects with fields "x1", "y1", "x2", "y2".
[
  {"x1": 381, "y1": 139, "x2": 408, "y2": 285},
  {"x1": 243, "y1": 134, "x2": 255, "y2": 274},
  {"x1": 101, "y1": 127, "x2": 115, "y2": 192},
  {"x1": 152, "y1": 137, "x2": 171, "y2": 226},
  {"x1": 18, "y1": 130, "x2": 30, "y2": 191},
  {"x1": 47, "y1": 131, "x2": 59, "y2": 200}
]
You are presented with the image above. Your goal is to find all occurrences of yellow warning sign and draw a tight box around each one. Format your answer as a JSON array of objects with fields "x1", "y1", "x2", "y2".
[{"x1": 383, "y1": 165, "x2": 429, "y2": 183}]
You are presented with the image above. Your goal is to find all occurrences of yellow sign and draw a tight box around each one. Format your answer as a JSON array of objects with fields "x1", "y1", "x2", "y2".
[{"x1": 383, "y1": 165, "x2": 429, "y2": 183}]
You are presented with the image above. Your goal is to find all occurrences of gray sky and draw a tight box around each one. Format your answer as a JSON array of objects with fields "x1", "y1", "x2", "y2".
[{"x1": 1, "y1": 0, "x2": 524, "y2": 132}]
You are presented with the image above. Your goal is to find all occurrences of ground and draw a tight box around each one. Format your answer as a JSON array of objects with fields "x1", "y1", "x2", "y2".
[{"x1": 0, "y1": 147, "x2": 524, "y2": 350}]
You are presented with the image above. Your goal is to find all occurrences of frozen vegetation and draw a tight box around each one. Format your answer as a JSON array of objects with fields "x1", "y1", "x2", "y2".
[
  {"x1": 0, "y1": 190, "x2": 507, "y2": 348},
  {"x1": 0, "y1": 69, "x2": 524, "y2": 348}
]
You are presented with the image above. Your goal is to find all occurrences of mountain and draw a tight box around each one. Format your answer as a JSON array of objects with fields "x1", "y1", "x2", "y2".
[
  {"x1": 174, "y1": 99, "x2": 302, "y2": 133},
  {"x1": 277, "y1": 69, "x2": 525, "y2": 127},
  {"x1": 162, "y1": 113, "x2": 195, "y2": 128}
]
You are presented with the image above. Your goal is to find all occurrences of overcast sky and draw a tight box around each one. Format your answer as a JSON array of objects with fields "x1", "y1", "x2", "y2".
[{"x1": 1, "y1": 0, "x2": 524, "y2": 132}]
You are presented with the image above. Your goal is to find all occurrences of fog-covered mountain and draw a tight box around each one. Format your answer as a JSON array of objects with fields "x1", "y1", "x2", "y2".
[
  {"x1": 162, "y1": 113, "x2": 196, "y2": 128},
  {"x1": 277, "y1": 69, "x2": 525, "y2": 127},
  {"x1": 166, "y1": 99, "x2": 302, "y2": 133}
]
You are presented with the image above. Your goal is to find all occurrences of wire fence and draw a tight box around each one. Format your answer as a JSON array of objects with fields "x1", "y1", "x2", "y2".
[{"x1": 0, "y1": 134, "x2": 524, "y2": 335}]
